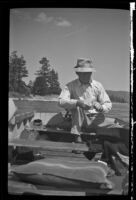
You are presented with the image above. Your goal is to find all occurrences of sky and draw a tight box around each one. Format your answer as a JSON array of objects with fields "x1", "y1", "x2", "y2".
[{"x1": 10, "y1": 8, "x2": 130, "y2": 91}]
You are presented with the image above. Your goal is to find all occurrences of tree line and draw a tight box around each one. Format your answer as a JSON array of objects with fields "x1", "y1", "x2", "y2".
[
  {"x1": 9, "y1": 51, "x2": 61, "y2": 96},
  {"x1": 9, "y1": 51, "x2": 128, "y2": 103},
  {"x1": 106, "y1": 93, "x2": 128, "y2": 103}
]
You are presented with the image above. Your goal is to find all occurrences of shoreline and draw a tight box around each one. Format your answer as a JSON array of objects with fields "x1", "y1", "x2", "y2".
[{"x1": 9, "y1": 97, "x2": 129, "y2": 104}]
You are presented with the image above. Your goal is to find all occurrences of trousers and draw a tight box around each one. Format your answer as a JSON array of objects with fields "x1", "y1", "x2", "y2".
[
  {"x1": 102, "y1": 140, "x2": 129, "y2": 159},
  {"x1": 70, "y1": 107, "x2": 123, "y2": 137},
  {"x1": 101, "y1": 141, "x2": 129, "y2": 174}
]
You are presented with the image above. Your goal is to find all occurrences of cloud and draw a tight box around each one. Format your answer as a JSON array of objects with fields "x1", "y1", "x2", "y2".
[
  {"x1": 35, "y1": 13, "x2": 72, "y2": 27},
  {"x1": 34, "y1": 12, "x2": 53, "y2": 23},
  {"x1": 10, "y1": 10, "x2": 72, "y2": 28},
  {"x1": 55, "y1": 18, "x2": 72, "y2": 27}
]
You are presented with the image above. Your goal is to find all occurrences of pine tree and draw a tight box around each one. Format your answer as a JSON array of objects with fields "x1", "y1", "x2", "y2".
[
  {"x1": 27, "y1": 80, "x2": 34, "y2": 94},
  {"x1": 9, "y1": 51, "x2": 28, "y2": 93},
  {"x1": 28, "y1": 80, "x2": 33, "y2": 88},
  {"x1": 32, "y1": 57, "x2": 51, "y2": 95},
  {"x1": 32, "y1": 57, "x2": 61, "y2": 95},
  {"x1": 49, "y1": 69, "x2": 61, "y2": 94},
  {"x1": 32, "y1": 76, "x2": 47, "y2": 95}
]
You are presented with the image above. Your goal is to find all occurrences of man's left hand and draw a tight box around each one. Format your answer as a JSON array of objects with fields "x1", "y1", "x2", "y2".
[{"x1": 93, "y1": 102, "x2": 103, "y2": 112}]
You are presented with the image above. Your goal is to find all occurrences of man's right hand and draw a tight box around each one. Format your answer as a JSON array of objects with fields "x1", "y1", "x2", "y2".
[{"x1": 76, "y1": 100, "x2": 91, "y2": 110}]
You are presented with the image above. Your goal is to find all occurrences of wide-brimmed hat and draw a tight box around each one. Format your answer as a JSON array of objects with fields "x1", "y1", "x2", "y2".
[{"x1": 74, "y1": 58, "x2": 96, "y2": 72}]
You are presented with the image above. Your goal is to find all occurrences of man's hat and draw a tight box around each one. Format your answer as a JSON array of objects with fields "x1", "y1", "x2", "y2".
[{"x1": 74, "y1": 58, "x2": 96, "y2": 72}]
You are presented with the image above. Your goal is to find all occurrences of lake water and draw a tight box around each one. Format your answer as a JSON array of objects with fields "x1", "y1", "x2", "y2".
[
  {"x1": 105, "y1": 103, "x2": 129, "y2": 122},
  {"x1": 14, "y1": 100, "x2": 130, "y2": 123}
]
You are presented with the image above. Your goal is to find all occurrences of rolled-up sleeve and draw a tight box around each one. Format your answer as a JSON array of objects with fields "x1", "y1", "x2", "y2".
[
  {"x1": 58, "y1": 85, "x2": 77, "y2": 110},
  {"x1": 97, "y1": 83, "x2": 112, "y2": 113}
]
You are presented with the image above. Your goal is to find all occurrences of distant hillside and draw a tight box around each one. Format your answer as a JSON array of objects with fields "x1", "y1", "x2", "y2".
[
  {"x1": 9, "y1": 90, "x2": 130, "y2": 103},
  {"x1": 106, "y1": 90, "x2": 129, "y2": 103}
]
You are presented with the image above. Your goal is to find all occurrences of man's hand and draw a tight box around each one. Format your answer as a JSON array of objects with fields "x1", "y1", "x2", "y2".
[
  {"x1": 76, "y1": 100, "x2": 91, "y2": 110},
  {"x1": 93, "y1": 102, "x2": 103, "y2": 112}
]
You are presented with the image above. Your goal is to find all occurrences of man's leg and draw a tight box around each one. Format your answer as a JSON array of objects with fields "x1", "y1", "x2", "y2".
[
  {"x1": 102, "y1": 141, "x2": 122, "y2": 176},
  {"x1": 70, "y1": 107, "x2": 86, "y2": 143},
  {"x1": 70, "y1": 107, "x2": 97, "y2": 142},
  {"x1": 92, "y1": 113, "x2": 122, "y2": 138},
  {"x1": 85, "y1": 113, "x2": 121, "y2": 160},
  {"x1": 71, "y1": 110, "x2": 106, "y2": 134},
  {"x1": 70, "y1": 107, "x2": 85, "y2": 135}
]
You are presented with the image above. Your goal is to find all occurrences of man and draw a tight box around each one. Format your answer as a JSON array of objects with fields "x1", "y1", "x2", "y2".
[{"x1": 58, "y1": 58, "x2": 121, "y2": 142}]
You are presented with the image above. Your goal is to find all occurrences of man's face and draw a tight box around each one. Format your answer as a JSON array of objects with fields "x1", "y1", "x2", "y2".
[{"x1": 76, "y1": 72, "x2": 92, "y2": 84}]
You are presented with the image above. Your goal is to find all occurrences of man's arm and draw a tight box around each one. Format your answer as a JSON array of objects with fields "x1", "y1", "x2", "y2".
[
  {"x1": 58, "y1": 85, "x2": 77, "y2": 110},
  {"x1": 93, "y1": 83, "x2": 112, "y2": 113},
  {"x1": 97, "y1": 83, "x2": 112, "y2": 113},
  {"x1": 58, "y1": 85, "x2": 91, "y2": 110}
]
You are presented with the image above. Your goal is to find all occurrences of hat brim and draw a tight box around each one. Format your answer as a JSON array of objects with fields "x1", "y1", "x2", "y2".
[{"x1": 75, "y1": 67, "x2": 96, "y2": 72}]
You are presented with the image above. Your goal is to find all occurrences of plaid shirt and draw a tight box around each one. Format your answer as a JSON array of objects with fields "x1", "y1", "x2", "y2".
[{"x1": 58, "y1": 79, "x2": 112, "y2": 113}]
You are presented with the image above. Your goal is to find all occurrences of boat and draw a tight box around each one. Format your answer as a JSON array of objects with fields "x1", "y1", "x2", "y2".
[{"x1": 8, "y1": 99, "x2": 129, "y2": 196}]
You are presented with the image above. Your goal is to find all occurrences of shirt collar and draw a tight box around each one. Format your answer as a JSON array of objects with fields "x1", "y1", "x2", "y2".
[{"x1": 77, "y1": 79, "x2": 93, "y2": 87}]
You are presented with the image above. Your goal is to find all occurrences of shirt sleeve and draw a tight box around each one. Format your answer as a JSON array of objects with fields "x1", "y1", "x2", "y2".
[
  {"x1": 97, "y1": 83, "x2": 112, "y2": 113},
  {"x1": 58, "y1": 85, "x2": 77, "y2": 110}
]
